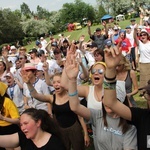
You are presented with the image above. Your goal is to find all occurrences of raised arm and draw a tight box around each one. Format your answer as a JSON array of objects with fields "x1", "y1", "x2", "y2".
[
  {"x1": 43, "y1": 62, "x2": 53, "y2": 86},
  {"x1": 102, "y1": 21, "x2": 108, "y2": 37},
  {"x1": 22, "y1": 70, "x2": 52, "y2": 104},
  {"x1": 87, "y1": 20, "x2": 92, "y2": 37},
  {"x1": 65, "y1": 54, "x2": 91, "y2": 120},
  {"x1": 103, "y1": 46, "x2": 132, "y2": 121},
  {"x1": 134, "y1": 28, "x2": 139, "y2": 46}
]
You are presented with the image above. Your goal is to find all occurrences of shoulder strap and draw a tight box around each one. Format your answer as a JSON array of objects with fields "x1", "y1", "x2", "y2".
[{"x1": 52, "y1": 94, "x2": 56, "y2": 105}]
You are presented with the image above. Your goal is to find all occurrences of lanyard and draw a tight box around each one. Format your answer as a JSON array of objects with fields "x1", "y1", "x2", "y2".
[{"x1": 9, "y1": 83, "x2": 16, "y2": 99}]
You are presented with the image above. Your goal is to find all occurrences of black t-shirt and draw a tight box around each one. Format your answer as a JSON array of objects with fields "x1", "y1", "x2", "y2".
[
  {"x1": 18, "y1": 131, "x2": 66, "y2": 150},
  {"x1": 130, "y1": 107, "x2": 150, "y2": 150}
]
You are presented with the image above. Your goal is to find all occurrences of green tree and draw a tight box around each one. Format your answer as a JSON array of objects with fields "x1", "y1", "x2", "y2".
[
  {"x1": 60, "y1": 0, "x2": 96, "y2": 25},
  {"x1": 20, "y1": 2, "x2": 32, "y2": 18},
  {"x1": 0, "y1": 9, "x2": 24, "y2": 45},
  {"x1": 21, "y1": 18, "x2": 53, "y2": 37},
  {"x1": 36, "y1": 5, "x2": 50, "y2": 19}
]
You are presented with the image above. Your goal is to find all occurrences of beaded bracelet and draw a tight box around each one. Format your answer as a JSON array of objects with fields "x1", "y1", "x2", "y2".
[
  {"x1": 68, "y1": 91, "x2": 78, "y2": 97},
  {"x1": 103, "y1": 80, "x2": 116, "y2": 90}
]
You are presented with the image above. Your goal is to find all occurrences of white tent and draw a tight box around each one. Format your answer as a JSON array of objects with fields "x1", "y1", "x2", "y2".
[{"x1": 116, "y1": 14, "x2": 125, "y2": 21}]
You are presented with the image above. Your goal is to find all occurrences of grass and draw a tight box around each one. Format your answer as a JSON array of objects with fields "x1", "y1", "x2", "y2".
[{"x1": 25, "y1": 18, "x2": 140, "y2": 50}]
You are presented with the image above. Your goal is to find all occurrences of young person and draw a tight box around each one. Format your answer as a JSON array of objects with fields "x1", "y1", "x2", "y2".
[
  {"x1": 103, "y1": 45, "x2": 150, "y2": 149},
  {"x1": 0, "y1": 82, "x2": 20, "y2": 150},
  {"x1": 0, "y1": 108, "x2": 66, "y2": 150},
  {"x1": 64, "y1": 48, "x2": 137, "y2": 150},
  {"x1": 22, "y1": 71, "x2": 90, "y2": 150}
]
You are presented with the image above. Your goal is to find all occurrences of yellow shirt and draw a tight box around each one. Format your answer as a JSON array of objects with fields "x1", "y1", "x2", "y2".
[{"x1": 0, "y1": 97, "x2": 20, "y2": 126}]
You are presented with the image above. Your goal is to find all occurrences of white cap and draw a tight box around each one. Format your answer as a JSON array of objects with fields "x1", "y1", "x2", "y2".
[
  {"x1": 36, "y1": 63, "x2": 44, "y2": 71},
  {"x1": 10, "y1": 46, "x2": 17, "y2": 50}
]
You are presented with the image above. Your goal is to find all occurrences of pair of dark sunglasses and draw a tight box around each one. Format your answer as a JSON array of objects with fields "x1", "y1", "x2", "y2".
[
  {"x1": 91, "y1": 69, "x2": 104, "y2": 74},
  {"x1": 140, "y1": 33, "x2": 147, "y2": 37}
]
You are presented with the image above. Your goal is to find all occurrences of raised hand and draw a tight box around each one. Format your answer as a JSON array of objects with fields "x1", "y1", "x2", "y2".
[
  {"x1": 65, "y1": 54, "x2": 79, "y2": 80},
  {"x1": 87, "y1": 20, "x2": 91, "y2": 27},
  {"x1": 43, "y1": 62, "x2": 49, "y2": 72},
  {"x1": 102, "y1": 21, "x2": 107, "y2": 27},
  {"x1": 21, "y1": 69, "x2": 31, "y2": 84},
  {"x1": 104, "y1": 45, "x2": 122, "y2": 69}
]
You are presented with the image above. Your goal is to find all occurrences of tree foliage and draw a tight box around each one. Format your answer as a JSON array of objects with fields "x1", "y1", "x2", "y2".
[
  {"x1": 60, "y1": 0, "x2": 96, "y2": 24},
  {"x1": 20, "y1": 2, "x2": 32, "y2": 18},
  {"x1": 0, "y1": 9, "x2": 24, "y2": 45},
  {"x1": 21, "y1": 18, "x2": 53, "y2": 37}
]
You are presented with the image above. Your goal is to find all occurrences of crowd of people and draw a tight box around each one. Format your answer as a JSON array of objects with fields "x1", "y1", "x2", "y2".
[{"x1": 0, "y1": 12, "x2": 149, "y2": 150}]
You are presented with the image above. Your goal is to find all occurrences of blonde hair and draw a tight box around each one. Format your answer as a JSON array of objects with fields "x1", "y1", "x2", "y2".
[{"x1": 119, "y1": 56, "x2": 131, "y2": 71}]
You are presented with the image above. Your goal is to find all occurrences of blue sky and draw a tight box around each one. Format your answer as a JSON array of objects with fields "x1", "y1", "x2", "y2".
[{"x1": 0, "y1": 0, "x2": 97, "y2": 12}]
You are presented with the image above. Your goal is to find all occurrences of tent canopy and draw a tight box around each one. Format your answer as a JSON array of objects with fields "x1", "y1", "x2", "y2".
[
  {"x1": 116, "y1": 14, "x2": 125, "y2": 21},
  {"x1": 101, "y1": 14, "x2": 113, "y2": 20}
]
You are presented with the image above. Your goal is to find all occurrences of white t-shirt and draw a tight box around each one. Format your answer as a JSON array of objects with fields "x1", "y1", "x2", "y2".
[
  {"x1": 138, "y1": 41, "x2": 150, "y2": 63},
  {"x1": 23, "y1": 79, "x2": 50, "y2": 111},
  {"x1": 126, "y1": 31, "x2": 134, "y2": 47}
]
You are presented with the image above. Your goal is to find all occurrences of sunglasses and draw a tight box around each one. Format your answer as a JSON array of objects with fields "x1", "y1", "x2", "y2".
[
  {"x1": 140, "y1": 34, "x2": 147, "y2": 37},
  {"x1": 19, "y1": 57, "x2": 24, "y2": 60},
  {"x1": 54, "y1": 52, "x2": 60, "y2": 55},
  {"x1": 91, "y1": 69, "x2": 104, "y2": 74}
]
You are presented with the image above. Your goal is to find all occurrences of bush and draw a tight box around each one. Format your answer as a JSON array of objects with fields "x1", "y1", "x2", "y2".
[{"x1": 22, "y1": 37, "x2": 36, "y2": 46}]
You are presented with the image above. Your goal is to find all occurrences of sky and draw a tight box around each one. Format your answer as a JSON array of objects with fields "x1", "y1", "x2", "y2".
[{"x1": 0, "y1": 0, "x2": 97, "y2": 12}]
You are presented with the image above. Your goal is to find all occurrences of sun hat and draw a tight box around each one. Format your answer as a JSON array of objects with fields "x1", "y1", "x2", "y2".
[
  {"x1": 0, "y1": 82, "x2": 8, "y2": 96},
  {"x1": 23, "y1": 63, "x2": 37, "y2": 71}
]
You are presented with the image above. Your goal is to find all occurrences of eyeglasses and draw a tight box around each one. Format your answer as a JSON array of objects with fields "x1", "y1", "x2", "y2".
[
  {"x1": 19, "y1": 57, "x2": 24, "y2": 60},
  {"x1": 140, "y1": 34, "x2": 147, "y2": 37},
  {"x1": 91, "y1": 69, "x2": 104, "y2": 74}
]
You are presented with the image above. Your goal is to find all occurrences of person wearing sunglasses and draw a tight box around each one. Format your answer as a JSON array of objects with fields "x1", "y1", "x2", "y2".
[
  {"x1": 61, "y1": 60, "x2": 106, "y2": 149},
  {"x1": 64, "y1": 53, "x2": 137, "y2": 150},
  {"x1": 134, "y1": 28, "x2": 150, "y2": 96}
]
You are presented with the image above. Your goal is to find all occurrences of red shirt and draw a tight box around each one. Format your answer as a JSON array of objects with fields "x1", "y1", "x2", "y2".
[{"x1": 115, "y1": 38, "x2": 131, "y2": 53}]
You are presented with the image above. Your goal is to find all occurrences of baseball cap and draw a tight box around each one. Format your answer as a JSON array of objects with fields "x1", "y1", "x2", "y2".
[
  {"x1": 88, "y1": 42, "x2": 98, "y2": 48},
  {"x1": 96, "y1": 28, "x2": 101, "y2": 32},
  {"x1": 36, "y1": 63, "x2": 44, "y2": 71},
  {"x1": 28, "y1": 48, "x2": 38, "y2": 54},
  {"x1": 130, "y1": 18, "x2": 136, "y2": 22},
  {"x1": 104, "y1": 39, "x2": 112, "y2": 47},
  {"x1": 125, "y1": 26, "x2": 131, "y2": 29},
  {"x1": 4, "y1": 72, "x2": 13, "y2": 78},
  {"x1": 36, "y1": 40, "x2": 41, "y2": 46},
  {"x1": 10, "y1": 46, "x2": 17, "y2": 50}
]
